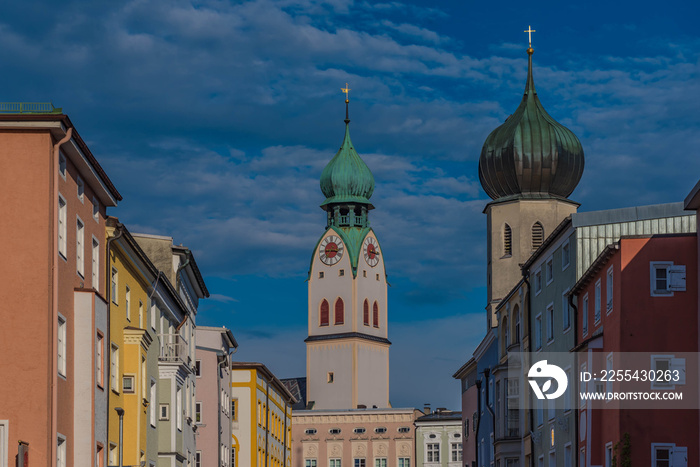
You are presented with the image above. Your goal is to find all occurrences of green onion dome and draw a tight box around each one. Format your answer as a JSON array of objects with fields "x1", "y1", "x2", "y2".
[
  {"x1": 320, "y1": 120, "x2": 375, "y2": 207},
  {"x1": 478, "y1": 47, "x2": 584, "y2": 201}
]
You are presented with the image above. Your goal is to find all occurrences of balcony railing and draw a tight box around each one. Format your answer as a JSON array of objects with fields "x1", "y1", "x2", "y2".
[
  {"x1": 0, "y1": 102, "x2": 62, "y2": 114},
  {"x1": 158, "y1": 334, "x2": 189, "y2": 364}
]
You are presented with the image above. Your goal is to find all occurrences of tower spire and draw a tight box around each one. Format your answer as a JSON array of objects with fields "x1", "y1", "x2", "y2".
[
  {"x1": 341, "y1": 83, "x2": 351, "y2": 123},
  {"x1": 524, "y1": 26, "x2": 536, "y2": 95}
]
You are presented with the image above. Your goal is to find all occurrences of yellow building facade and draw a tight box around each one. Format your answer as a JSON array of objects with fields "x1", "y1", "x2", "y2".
[
  {"x1": 107, "y1": 219, "x2": 160, "y2": 467},
  {"x1": 231, "y1": 363, "x2": 296, "y2": 467}
]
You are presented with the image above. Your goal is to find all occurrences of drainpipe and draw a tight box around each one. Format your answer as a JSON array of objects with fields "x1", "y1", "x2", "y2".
[
  {"x1": 106, "y1": 225, "x2": 124, "y2": 448},
  {"x1": 51, "y1": 127, "x2": 72, "y2": 466},
  {"x1": 115, "y1": 407, "x2": 124, "y2": 467},
  {"x1": 522, "y1": 270, "x2": 534, "y2": 467},
  {"x1": 484, "y1": 369, "x2": 496, "y2": 465},
  {"x1": 474, "y1": 379, "x2": 482, "y2": 467}
]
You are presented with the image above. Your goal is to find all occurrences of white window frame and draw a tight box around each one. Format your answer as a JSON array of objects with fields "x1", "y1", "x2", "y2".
[
  {"x1": 545, "y1": 257, "x2": 554, "y2": 285},
  {"x1": 92, "y1": 196, "x2": 99, "y2": 222},
  {"x1": 59, "y1": 151, "x2": 67, "y2": 179},
  {"x1": 92, "y1": 237, "x2": 100, "y2": 292},
  {"x1": 651, "y1": 443, "x2": 676, "y2": 467},
  {"x1": 150, "y1": 302, "x2": 157, "y2": 331},
  {"x1": 111, "y1": 268, "x2": 118, "y2": 304},
  {"x1": 57, "y1": 434, "x2": 67, "y2": 467},
  {"x1": 561, "y1": 239, "x2": 570, "y2": 270},
  {"x1": 605, "y1": 442, "x2": 613, "y2": 467},
  {"x1": 546, "y1": 303, "x2": 554, "y2": 344},
  {"x1": 177, "y1": 386, "x2": 183, "y2": 431},
  {"x1": 58, "y1": 194, "x2": 67, "y2": 258},
  {"x1": 534, "y1": 268, "x2": 542, "y2": 295},
  {"x1": 562, "y1": 289, "x2": 571, "y2": 331},
  {"x1": 650, "y1": 354, "x2": 686, "y2": 390},
  {"x1": 76, "y1": 217, "x2": 85, "y2": 277},
  {"x1": 96, "y1": 332, "x2": 104, "y2": 388},
  {"x1": 582, "y1": 294, "x2": 589, "y2": 337},
  {"x1": 77, "y1": 176, "x2": 85, "y2": 203},
  {"x1": 579, "y1": 363, "x2": 587, "y2": 409},
  {"x1": 535, "y1": 313, "x2": 542, "y2": 351},
  {"x1": 606, "y1": 266, "x2": 613, "y2": 312},
  {"x1": 111, "y1": 343, "x2": 119, "y2": 392},
  {"x1": 304, "y1": 460, "x2": 318, "y2": 467},
  {"x1": 150, "y1": 379, "x2": 157, "y2": 426},
  {"x1": 58, "y1": 314, "x2": 67, "y2": 378},
  {"x1": 398, "y1": 459, "x2": 410, "y2": 467},
  {"x1": 123, "y1": 374, "x2": 135, "y2": 393},
  {"x1": 374, "y1": 458, "x2": 386, "y2": 467},
  {"x1": 138, "y1": 300, "x2": 144, "y2": 329},
  {"x1": 109, "y1": 443, "x2": 117, "y2": 466},
  {"x1": 195, "y1": 401, "x2": 202, "y2": 424},
  {"x1": 0, "y1": 420, "x2": 9, "y2": 467},
  {"x1": 606, "y1": 353, "x2": 614, "y2": 395},
  {"x1": 426, "y1": 443, "x2": 440, "y2": 463},
  {"x1": 451, "y1": 442, "x2": 463, "y2": 462},
  {"x1": 594, "y1": 279, "x2": 601, "y2": 325},
  {"x1": 125, "y1": 286, "x2": 131, "y2": 322},
  {"x1": 159, "y1": 404, "x2": 169, "y2": 421}
]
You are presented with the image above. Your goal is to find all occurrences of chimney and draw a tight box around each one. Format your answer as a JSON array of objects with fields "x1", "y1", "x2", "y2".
[{"x1": 423, "y1": 403, "x2": 431, "y2": 415}]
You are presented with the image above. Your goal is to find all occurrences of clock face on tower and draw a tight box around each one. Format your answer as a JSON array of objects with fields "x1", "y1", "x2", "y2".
[
  {"x1": 319, "y1": 235, "x2": 344, "y2": 266},
  {"x1": 363, "y1": 236, "x2": 380, "y2": 267}
]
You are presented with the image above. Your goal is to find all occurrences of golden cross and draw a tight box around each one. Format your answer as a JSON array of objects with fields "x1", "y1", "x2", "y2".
[
  {"x1": 341, "y1": 83, "x2": 351, "y2": 103},
  {"x1": 524, "y1": 25, "x2": 536, "y2": 47}
]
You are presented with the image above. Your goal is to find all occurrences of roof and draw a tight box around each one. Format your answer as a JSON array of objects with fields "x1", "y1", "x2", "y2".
[
  {"x1": 173, "y1": 245, "x2": 210, "y2": 298},
  {"x1": 568, "y1": 242, "x2": 620, "y2": 296},
  {"x1": 452, "y1": 357, "x2": 476, "y2": 380},
  {"x1": 0, "y1": 112, "x2": 122, "y2": 203},
  {"x1": 304, "y1": 332, "x2": 391, "y2": 345},
  {"x1": 571, "y1": 202, "x2": 690, "y2": 227},
  {"x1": 197, "y1": 325, "x2": 238, "y2": 349},
  {"x1": 231, "y1": 362, "x2": 297, "y2": 404},
  {"x1": 415, "y1": 411, "x2": 462, "y2": 423},
  {"x1": 280, "y1": 377, "x2": 307, "y2": 411}
]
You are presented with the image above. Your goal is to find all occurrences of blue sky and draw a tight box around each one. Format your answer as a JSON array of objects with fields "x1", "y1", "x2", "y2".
[{"x1": 4, "y1": 0, "x2": 700, "y2": 408}]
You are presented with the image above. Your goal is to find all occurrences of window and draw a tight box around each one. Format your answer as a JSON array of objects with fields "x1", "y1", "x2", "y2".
[
  {"x1": 231, "y1": 398, "x2": 238, "y2": 421},
  {"x1": 76, "y1": 218, "x2": 84, "y2": 276},
  {"x1": 195, "y1": 360, "x2": 201, "y2": 377},
  {"x1": 506, "y1": 379, "x2": 519, "y2": 437},
  {"x1": 304, "y1": 428, "x2": 317, "y2": 435},
  {"x1": 363, "y1": 270, "x2": 367, "y2": 277},
  {"x1": 92, "y1": 238, "x2": 100, "y2": 291},
  {"x1": 320, "y1": 299, "x2": 329, "y2": 326},
  {"x1": 77, "y1": 176, "x2": 84, "y2": 202},
  {"x1": 111, "y1": 268, "x2": 118, "y2": 304},
  {"x1": 195, "y1": 402, "x2": 202, "y2": 423},
  {"x1": 150, "y1": 380, "x2": 157, "y2": 426},
  {"x1": 562, "y1": 241, "x2": 570, "y2": 270},
  {"x1": 59, "y1": 152, "x2": 67, "y2": 178},
  {"x1": 57, "y1": 436, "x2": 66, "y2": 467},
  {"x1": 110, "y1": 344, "x2": 119, "y2": 391},
  {"x1": 159, "y1": 404, "x2": 169, "y2": 420},
  {"x1": 514, "y1": 306, "x2": 520, "y2": 343},
  {"x1": 339, "y1": 269, "x2": 345, "y2": 277},
  {"x1": 534, "y1": 269, "x2": 542, "y2": 294},
  {"x1": 536, "y1": 398, "x2": 543, "y2": 426},
  {"x1": 549, "y1": 452, "x2": 556, "y2": 467},
  {"x1": 376, "y1": 273, "x2": 380, "y2": 281},
  {"x1": 123, "y1": 375, "x2": 135, "y2": 393},
  {"x1": 92, "y1": 196, "x2": 100, "y2": 222},
  {"x1": 58, "y1": 315, "x2": 67, "y2": 377},
  {"x1": 374, "y1": 427, "x2": 387, "y2": 434},
  {"x1": 651, "y1": 355, "x2": 686, "y2": 389},
  {"x1": 125, "y1": 286, "x2": 131, "y2": 321},
  {"x1": 398, "y1": 459, "x2": 410, "y2": 467},
  {"x1": 373, "y1": 301, "x2": 379, "y2": 327},
  {"x1": 605, "y1": 353, "x2": 614, "y2": 395},
  {"x1": 503, "y1": 316, "x2": 509, "y2": 348},
  {"x1": 150, "y1": 302, "x2": 157, "y2": 331},
  {"x1": 374, "y1": 459, "x2": 386, "y2": 467},
  {"x1": 327, "y1": 372, "x2": 334, "y2": 383},
  {"x1": 546, "y1": 304, "x2": 554, "y2": 343},
  {"x1": 329, "y1": 428, "x2": 341, "y2": 435},
  {"x1": 451, "y1": 443, "x2": 463, "y2": 462},
  {"x1": 564, "y1": 444, "x2": 572, "y2": 467},
  {"x1": 651, "y1": 443, "x2": 686, "y2": 467},
  {"x1": 504, "y1": 224, "x2": 512, "y2": 256},
  {"x1": 562, "y1": 290, "x2": 571, "y2": 330},
  {"x1": 96, "y1": 332, "x2": 104, "y2": 387},
  {"x1": 606, "y1": 267, "x2": 613, "y2": 312},
  {"x1": 58, "y1": 195, "x2": 67, "y2": 257},
  {"x1": 96, "y1": 444, "x2": 103, "y2": 467},
  {"x1": 305, "y1": 461, "x2": 317, "y2": 467},
  {"x1": 137, "y1": 300, "x2": 143, "y2": 328},
  {"x1": 545, "y1": 257, "x2": 553, "y2": 284},
  {"x1": 398, "y1": 427, "x2": 410, "y2": 433},
  {"x1": 651, "y1": 262, "x2": 686, "y2": 296},
  {"x1": 363, "y1": 300, "x2": 369, "y2": 326},
  {"x1": 334, "y1": 298, "x2": 344, "y2": 324},
  {"x1": 605, "y1": 442, "x2": 612, "y2": 467},
  {"x1": 582, "y1": 294, "x2": 589, "y2": 336},
  {"x1": 427, "y1": 443, "x2": 440, "y2": 462},
  {"x1": 109, "y1": 444, "x2": 117, "y2": 467},
  {"x1": 594, "y1": 280, "x2": 601, "y2": 324},
  {"x1": 535, "y1": 314, "x2": 542, "y2": 350},
  {"x1": 532, "y1": 222, "x2": 544, "y2": 250},
  {"x1": 354, "y1": 459, "x2": 366, "y2": 467},
  {"x1": 353, "y1": 427, "x2": 366, "y2": 434},
  {"x1": 330, "y1": 459, "x2": 341, "y2": 467},
  {"x1": 319, "y1": 271, "x2": 324, "y2": 279}
]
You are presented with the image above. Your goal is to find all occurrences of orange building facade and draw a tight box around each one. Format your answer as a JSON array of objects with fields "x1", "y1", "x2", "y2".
[{"x1": 0, "y1": 111, "x2": 121, "y2": 467}]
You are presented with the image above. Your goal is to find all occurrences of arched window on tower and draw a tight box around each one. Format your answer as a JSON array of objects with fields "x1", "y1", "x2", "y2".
[
  {"x1": 514, "y1": 305, "x2": 520, "y2": 343},
  {"x1": 504, "y1": 224, "x2": 512, "y2": 256},
  {"x1": 334, "y1": 298, "x2": 344, "y2": 325},
  {"x1": 502, "y1": 316, "x2": 509, "y2": 353},
  {"x1": 363, "y1": 300, "x2": 370, "y2": 326},
  {"x1": 373, "y1": 301, "x2": 379, "y2": 328},
  {"x1": 320, "y1": 299, "x2": 329, "y2": 326},
  {"x1": 532, "y1": 222, "x2": 544, "y2": 250}
]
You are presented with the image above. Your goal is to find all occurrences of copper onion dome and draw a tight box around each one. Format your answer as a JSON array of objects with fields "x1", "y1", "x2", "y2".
[{"x1": 478, "y1": 47, "x2": 584, "y2": 201}]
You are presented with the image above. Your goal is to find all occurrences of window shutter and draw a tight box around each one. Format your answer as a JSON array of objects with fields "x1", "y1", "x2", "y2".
[
  {"x1": 672, "y1": 446, "x2": 688, "y2": 467},
  {"x1": 669, "y1": 265, "x2": 686, "y2": 291},
  {"x1": 671, "y1": 358, "x2": 686, "y2": 385}
]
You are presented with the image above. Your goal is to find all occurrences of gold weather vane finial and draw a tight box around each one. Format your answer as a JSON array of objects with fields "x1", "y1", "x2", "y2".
[
  {"x1": 341, "y1": 83, "x2": 351, "y2": 121},
  {"x1": 524, "y1": 25, "x2": 536, "y2": 48}
]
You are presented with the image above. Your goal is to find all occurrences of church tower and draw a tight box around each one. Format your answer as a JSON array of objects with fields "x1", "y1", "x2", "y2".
[
  {"x1": 305, "y1": 92, "x2": 390, "y2": 410},
  {"x1": 478, "y1": 41, "x2": 585, "y2": 327}
]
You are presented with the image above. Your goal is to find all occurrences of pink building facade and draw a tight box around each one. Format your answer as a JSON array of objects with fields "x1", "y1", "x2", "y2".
[{"x1": 0, "y1": 111, "x2": 121, "y2": 467}]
